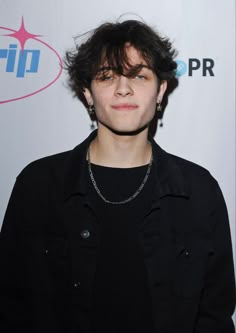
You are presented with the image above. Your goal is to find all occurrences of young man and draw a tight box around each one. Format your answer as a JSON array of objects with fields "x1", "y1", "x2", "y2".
[{"x1": 0, "y1": 20, "x2": 235, "y2": 333}]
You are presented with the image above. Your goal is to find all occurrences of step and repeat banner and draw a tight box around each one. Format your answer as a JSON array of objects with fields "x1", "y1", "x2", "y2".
[{"x1": 0, "y1": 0, "x2": 235, "y2": 297}]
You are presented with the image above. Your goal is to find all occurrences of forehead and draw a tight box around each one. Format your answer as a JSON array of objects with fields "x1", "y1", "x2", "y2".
[
  {"x1": 101, "y1": 44, "x2": 148, "y2": 67},
  {"x1": 123, "y1": 45, "x2": 147, "y2": 65}
]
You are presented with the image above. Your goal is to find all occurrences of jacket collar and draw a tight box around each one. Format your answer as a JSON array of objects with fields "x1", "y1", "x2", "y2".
[{"x1": 63, "y1": 130, "x2": 190, "y2": 201}]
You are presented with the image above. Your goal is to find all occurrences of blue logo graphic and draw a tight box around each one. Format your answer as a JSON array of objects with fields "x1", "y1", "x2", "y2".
[
  {"x1": 175, "y1": 60, "x2": 187, "y2": 77},
  {"x1": 0, "y1": 44, "x2": 40, "y2": 78}
]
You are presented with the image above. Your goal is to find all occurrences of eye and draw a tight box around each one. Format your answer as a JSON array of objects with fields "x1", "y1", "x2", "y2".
[
  {"x1": 95, "y1": 69, "x2": 116, "y2": 82},
  {"x1": 95, "y1": 74, "x2": 113, "y2": 81},
  {"x1": 135, "y1": 74, "x2": 146, "y2": 80},
  {"x1": 101, "y1": 74, "x2": 114, "y2": 81}
]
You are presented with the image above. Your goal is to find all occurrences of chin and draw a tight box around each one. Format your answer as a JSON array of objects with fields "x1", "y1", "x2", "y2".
[{"x1": 100, "y1": 121, "x2": 149, "y2": 136}]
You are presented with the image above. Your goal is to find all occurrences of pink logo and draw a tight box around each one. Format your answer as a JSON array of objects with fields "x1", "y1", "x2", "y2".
[{"x1": 0, "y1": 17, "x2": 62, "y2": 104}]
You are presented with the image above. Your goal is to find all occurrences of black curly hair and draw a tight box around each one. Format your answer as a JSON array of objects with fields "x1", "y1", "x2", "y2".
[{"x1": 64, "y1": 19, "x2": 177, "y2": 108}]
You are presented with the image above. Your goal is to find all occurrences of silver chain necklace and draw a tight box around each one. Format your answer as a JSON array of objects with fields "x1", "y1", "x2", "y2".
[{"x1": 87, "y1": 144, "x2": 153, "y2": 205}]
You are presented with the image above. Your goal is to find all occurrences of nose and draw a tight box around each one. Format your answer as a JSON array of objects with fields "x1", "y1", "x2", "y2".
[{"x1": 114, "y1": 76, "x2": 133, "y2": 97}]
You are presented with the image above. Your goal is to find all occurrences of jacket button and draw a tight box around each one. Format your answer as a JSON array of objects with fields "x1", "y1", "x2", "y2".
[
  {"x1": 80, "y1": 229, "x2": 90, "y2": 239},
  {"x1": 74, "y1": 282, "x2": 81, "y2": 288},
  {"x1": 185, "y1": 250, "x2": 190, "y2": 257}
]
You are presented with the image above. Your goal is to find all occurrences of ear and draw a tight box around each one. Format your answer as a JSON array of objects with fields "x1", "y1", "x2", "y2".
[
  {"x1": 157, "y1": 80, "x2": 167, "y2": 103},
  {"x1": 84, "y1": 88, "x2": 94, "y2": 106}
]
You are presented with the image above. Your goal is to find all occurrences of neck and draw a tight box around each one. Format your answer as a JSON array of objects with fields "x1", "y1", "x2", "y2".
[{"x1": 89, "y1": 125, "x2": 152, "y2": 168}]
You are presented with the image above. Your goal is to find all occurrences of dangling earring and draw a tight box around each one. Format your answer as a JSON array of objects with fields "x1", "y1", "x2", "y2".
[
  {"x1": 88, "y1": 104, "x2": 95, "y2": 116},
  {"x1": 90, "y1": 122, "x2": 96, "y2": 130},
  {"x1": 156, "y1": 101, "x2": 163, "y2": 127},
  {"x1": 87, "y1": 104, "x2": 96, "y2": 130},
  {"x1": 156, "y1": 102, "x2": 162, "y2": 112}
]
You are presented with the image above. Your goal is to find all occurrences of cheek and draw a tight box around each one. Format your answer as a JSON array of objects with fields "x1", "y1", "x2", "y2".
[
  {"x1": 145, "y1": 91, "x2": 158, "y2": 110},
  {"x1": 140, "y1": 91, "x2": 158, "y2": 119},
  {"x1": 139, "y1": 83, "x2": 158, "y2": 102},
  {"x1": 92, "y1": 91, "x2": 110, "y2": 110}
]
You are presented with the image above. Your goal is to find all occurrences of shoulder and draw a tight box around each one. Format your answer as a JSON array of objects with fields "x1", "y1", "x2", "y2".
[
  {"x1": 155, "y1": 143, "x2": 221, "y2": 201},
  {"x1": 158, "y1": 150, "x2": 229, "y2": 236},
  {"x1": 15, "y1": 131, "x2": 95, "y2": 186},
  {"x1": 170, "y1": 152, "x2": 216, "y2": 182},
  {"x1": 173, "y1": 151, "x2": 219, "y2": 188},
  {"x1": 168, "y1": 152, "x2": 226, "y2": 214},
  {"x1": 17, "y1": 150, "x2": 72, "y2": 183}
]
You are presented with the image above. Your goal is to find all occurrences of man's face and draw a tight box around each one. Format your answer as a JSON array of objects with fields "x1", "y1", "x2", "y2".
[{"x1": 84, "y1": 45, "x2": 167, "y2": 134}]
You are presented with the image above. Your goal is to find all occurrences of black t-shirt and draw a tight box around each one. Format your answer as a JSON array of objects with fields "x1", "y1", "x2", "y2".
[{"x1": 87, "y1": 162, "x2": 155, "y2": 333}]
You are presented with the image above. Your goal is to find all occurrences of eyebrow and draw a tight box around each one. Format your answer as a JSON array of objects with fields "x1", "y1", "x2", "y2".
[
  {"x1": 96, "y1": 64, "x2": 152, "y2": 73},
  {"x1": 96, "y1": 66, "x2": 115, "y2": 73}
]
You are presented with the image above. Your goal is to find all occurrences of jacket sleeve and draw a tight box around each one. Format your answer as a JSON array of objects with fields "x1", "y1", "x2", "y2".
[
  {"x1": 195, "y1": 179, "x2": 236, "y2": 333},
  {"x1": 0, "y1": 174, "x2": 34, "y2": 333}
]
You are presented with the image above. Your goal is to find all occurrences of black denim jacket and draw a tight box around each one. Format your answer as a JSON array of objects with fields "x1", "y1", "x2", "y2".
[{"x1": 0, "y1": 130, "x2": 235, "y2": 333}]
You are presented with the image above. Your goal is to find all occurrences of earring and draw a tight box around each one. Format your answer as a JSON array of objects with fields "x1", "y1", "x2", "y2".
[
  {"x1": 157, "y1": 101, "x2": 163, "y2": 127},
  {"x1": 90, "y1": 121, "x2": 96, "y2": 130},
  {"x1": 156, "y1": 102, "x2": 162, "y2": 112},
  {"x1": 88, "y1": 104, "x2": 96, "y2": 130},
  {"x1": 88, "y1": 104, "x2": 95, "y2": 116}
]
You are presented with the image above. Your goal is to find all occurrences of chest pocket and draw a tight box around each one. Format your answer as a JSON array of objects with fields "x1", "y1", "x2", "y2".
[
  {"x1": 19, "y1": 232, "x2": 70, "y2": 297},
  {"x1": 142, "y1": 232, "x2": 213, "y2": 300},
  {"x1": 27, "y1": 234, "x2": 68, "y2": 273},
  {"x1": 43, "y1": 237, "x2": 68, "y2": 258},
  {"x1": 173, "y1": 236, "x2": 213, "y2": 298}
]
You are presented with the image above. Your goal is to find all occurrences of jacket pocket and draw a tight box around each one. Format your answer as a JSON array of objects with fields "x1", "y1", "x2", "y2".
[
  {"x1": 42, "y1": 237, "x2": 69, "y2": 276},
  {"x1": 172, "y1": 236, "x2": 213, "y2": 298},
  {"x1": 24, "y1": 233, "x2": 69, "y2": 288}
]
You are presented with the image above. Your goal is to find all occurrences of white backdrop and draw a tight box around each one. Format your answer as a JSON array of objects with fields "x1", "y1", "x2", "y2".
[{"x1": 0, "y1": 0, "x2": 235, "y2": 318}]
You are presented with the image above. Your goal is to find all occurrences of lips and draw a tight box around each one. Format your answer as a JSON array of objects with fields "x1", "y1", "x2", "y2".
[{"x1": 111, "y1": 103, "x2": 138, "y2": 110}]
